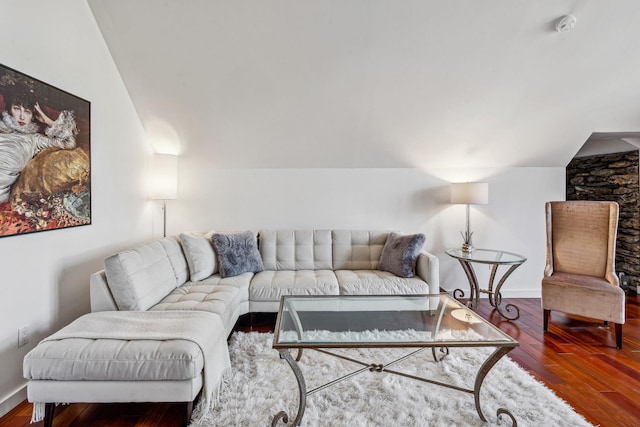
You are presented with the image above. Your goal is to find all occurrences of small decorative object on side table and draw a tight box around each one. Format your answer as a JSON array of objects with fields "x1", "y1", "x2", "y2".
[
  {"x1": 461, "y1": 231, "x2": 474, "y2": 253},
  {"x1": 445, "y1": 248, "x2": 526, "y2": 320}
]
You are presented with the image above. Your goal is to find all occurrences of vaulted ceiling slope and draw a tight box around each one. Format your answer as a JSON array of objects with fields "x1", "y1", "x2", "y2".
[{"x1": 88, "y1": 0, "x2": 640, "y2": 168}]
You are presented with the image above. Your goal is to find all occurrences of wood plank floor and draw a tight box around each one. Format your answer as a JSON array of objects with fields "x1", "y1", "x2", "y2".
[{"x1": 2, "y1": 294, "x2": 639, "y2": 427}]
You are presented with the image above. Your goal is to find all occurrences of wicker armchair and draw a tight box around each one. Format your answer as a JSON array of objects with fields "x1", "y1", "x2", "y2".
[{"x1": 542, "y1": 201, "x2": 625, "y2": 348}]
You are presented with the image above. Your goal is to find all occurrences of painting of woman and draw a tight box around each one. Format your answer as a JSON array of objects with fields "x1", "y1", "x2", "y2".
[{"x1": 0, "y1": 64, "x2": 90, "y2": 237}]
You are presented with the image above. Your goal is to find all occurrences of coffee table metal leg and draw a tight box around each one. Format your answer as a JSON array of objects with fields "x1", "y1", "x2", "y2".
[
  {"x1": 284, "y1": 299, "x2": 305, "y2": 361},
  {"x1": 273, "y1": 344, "x2": 517, "y2": 426},
  {"x1": 474, "y1": 346, "x2": 517, "y2": 426},
  {"x1": 272, "y1": 349, "x2": 307, "y2": 427},
  {"x1": 431, "y1": 346, "x2": 449, "y2": 362}
]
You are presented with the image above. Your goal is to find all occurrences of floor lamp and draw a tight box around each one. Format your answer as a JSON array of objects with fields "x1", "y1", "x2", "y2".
[
  {"x1": 450, "y1": 182, "x2": 489, "y2": 252},
  {"x1": 151, "y1": 154, "x2": 178, "y2": 237}
]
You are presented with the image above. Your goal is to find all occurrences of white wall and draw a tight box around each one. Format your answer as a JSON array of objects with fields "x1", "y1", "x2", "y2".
[
  {"x1": 172, "y1": 164, "x2": 565, "y2": 298},
  {"x1": 0, "y1": 0, "x2": 153, "y2": 416}
]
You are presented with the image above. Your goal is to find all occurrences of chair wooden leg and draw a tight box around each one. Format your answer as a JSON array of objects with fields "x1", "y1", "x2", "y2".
[
  {"x1": 44, "y1": 403, "x2": 55, "y2": 427},
  {"x1": 543, "y1": 309, "x2": 550, "y2": 332},
  {"x1": 615, "y1": 323, "x2": 623, "y2": 349}
]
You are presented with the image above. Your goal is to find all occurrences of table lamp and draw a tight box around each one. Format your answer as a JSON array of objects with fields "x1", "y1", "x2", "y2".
[{"x1": 450, "y1": 182, "x2": 489, "y2": 252}]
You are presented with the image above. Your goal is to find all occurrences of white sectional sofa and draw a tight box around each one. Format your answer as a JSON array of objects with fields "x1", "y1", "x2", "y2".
[
  {"x1": 90, "y1": 229, "x2": 439, "y2": 315},
  {"x1": 24, "y1": 229, "x2": 439, "y2": 426}
]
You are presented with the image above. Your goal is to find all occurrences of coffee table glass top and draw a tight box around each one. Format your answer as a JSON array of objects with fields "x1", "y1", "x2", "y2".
[{"x1": 273, "y1": 294, "x2": 517, "y2": 349}]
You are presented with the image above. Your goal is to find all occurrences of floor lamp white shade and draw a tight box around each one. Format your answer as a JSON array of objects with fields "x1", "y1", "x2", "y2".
[
  {"x1": 151, "y1": 154, "x2": 178, "y2": 237},
  {"x1": 450, "y1": 182, "x2": 489, "y2": 251},
  {"x1": 150, "y1": 154, "x2": 178, "y2": 200}
]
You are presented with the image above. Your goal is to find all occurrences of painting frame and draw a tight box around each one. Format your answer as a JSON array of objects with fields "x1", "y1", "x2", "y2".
[{"x1": 0, "y1": 63, "x2": 91, "y2": 238}]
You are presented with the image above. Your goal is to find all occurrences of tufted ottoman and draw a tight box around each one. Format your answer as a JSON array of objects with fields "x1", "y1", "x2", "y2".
[{"x1": 23, "y1": 311, "x2": 231, "y2": 427}]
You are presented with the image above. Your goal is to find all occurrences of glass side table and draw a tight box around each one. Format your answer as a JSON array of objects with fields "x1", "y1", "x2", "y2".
[{"x1": 445, "y1": 248, "x2": 527, "y2": 321}]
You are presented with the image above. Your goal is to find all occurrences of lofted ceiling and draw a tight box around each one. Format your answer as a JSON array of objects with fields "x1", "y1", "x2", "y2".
[{"x1": 87, "y1": 0, "x2": 640, "y2": 169}]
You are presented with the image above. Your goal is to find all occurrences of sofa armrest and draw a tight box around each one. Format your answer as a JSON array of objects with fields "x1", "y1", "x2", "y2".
[
  {"x1": 90, "y1": 270, "x2": 119, "y2": 312},
  {"x1": 415, "y1": 251, "x2": 440, "y2": 294}
]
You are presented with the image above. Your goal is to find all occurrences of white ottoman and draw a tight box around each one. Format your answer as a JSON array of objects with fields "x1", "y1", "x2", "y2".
[{"x1": 23, "y1": 311, "x2": 231, "y2": 427}]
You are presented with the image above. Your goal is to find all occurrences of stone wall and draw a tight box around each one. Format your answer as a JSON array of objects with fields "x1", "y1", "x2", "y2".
[{"x1": 566, "y1": 150, "x2": 639, "y2": 291}]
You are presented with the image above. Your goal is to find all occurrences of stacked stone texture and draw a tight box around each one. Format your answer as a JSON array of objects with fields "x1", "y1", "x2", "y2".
[{"x1": 566, "y1": 150, "x2": 639, "y2": 292}]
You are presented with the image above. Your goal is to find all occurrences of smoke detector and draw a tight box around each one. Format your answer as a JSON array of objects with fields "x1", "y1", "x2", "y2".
[{"x1": 555, "y1": 15, "x2": 576, "y2": 32}]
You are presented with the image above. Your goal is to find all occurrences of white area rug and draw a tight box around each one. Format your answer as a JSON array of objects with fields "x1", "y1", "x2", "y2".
[{"x1": 191, "y1": 332, "x2": 593, "y2": 427}]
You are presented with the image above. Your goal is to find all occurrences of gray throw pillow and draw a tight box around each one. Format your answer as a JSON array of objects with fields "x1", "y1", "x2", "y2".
[
  {"x1": 211, "y1": 231, "x2": 264, "y2": 278},
  {"x1": 378, "y1": 232, "x2": 426, "y2": 278}
]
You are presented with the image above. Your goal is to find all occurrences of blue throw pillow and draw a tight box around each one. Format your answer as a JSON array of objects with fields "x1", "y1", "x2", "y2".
[
  {"x1": 378, "y1": 232, "x2": 426, "y2": 278},
  {"x1": 211, "y1": 231, "x2": 264, "y2": 278}
]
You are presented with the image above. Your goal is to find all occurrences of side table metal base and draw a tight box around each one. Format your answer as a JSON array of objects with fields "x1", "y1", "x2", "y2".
[{"x1": 453, "y1": 258, "x2": 523, "y2": 321}]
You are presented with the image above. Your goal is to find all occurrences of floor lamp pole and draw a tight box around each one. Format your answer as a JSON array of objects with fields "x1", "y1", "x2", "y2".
[{"x1": 162, "y1": 200, "x2": 167, "y2": 238}]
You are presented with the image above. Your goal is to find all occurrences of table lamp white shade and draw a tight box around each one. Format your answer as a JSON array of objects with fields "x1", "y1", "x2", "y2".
[
  {"x1": 450, "y1": 182, "x2": 489, "y2": 205},
  {"x1": 450, "y1": 182, "x2": 489, "y2": 252},
  {"x1": 150, "y1": 154, "x2": 178, "y2": 200}
]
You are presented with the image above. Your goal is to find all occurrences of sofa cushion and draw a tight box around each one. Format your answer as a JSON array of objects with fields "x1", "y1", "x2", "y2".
[
  {"x1": 24, "y1": 337, "x2": 204, "y2": 381},
  {"x1": 180, "y1": 231, "x2": 217, "y2": 281},
  {"x1": 335, "y1": 270, "x2": 431, "y2": 295},
  {"x1": 151, "y1": 279, "x2": 245, "y2": 329},
  {"x1": 332, "y1": 230, "x2": 389, "y2": 270},
  {"x1": 250, "y1": 270, "x2": 339, "y2": 303},
  {"x1": 212, "y1": 231, "x2": 264, "y2": 278},
  {"x1": 542, "y1": 272, "x2": 625, "y2": 324},
  {"x1": 378, "y1": 232, "x2": 426, "y2": 278},
  {"x1": 104, "y1": 241, "x2": 179, "y2": 311},
  {"x1": 159, "y1": 236, "x2": 190, "y2": 285},
  {"x1": 259, "y1": 229, "x2": 332, "y2": 270},
  {"x1": 186, "y1": 272, "x2": 252, "y2": 306}
]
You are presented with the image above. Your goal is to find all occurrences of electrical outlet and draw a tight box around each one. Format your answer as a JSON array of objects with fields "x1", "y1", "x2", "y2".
[{"x1": 18, "y1": 324, "x2": 30, "y2": 347}]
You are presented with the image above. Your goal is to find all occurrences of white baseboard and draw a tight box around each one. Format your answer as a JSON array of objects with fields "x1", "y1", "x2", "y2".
[
  {"x1": 500, "y1": 289, "x2": 541, "y2": 298},
  {"x1": 0, "y1": 384, "x2": 27, "y2": 418}
]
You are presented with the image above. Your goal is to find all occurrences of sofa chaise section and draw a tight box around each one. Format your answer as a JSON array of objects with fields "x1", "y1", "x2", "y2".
[{"x1": 24, "y1": 310, "x2": 230, "y2": 426}]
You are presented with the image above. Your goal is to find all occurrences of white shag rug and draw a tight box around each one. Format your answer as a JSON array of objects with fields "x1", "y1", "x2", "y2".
[{"x1": 191, "y1": 332, "x2": 593, "y2": 427}]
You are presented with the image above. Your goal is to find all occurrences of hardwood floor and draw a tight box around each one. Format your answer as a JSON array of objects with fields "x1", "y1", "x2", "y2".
[{"x1": 2, "y1": 294, "x2": 639, "y2": 427}]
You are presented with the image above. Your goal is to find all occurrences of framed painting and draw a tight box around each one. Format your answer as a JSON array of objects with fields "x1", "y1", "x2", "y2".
[{"x1": 0, "y1": 63, "x2": 91, "y2": 237}]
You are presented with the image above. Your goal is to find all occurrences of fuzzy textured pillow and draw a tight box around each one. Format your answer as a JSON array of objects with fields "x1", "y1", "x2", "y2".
[
  {"x1": 180, "y1": 232, "x2": 217, "y2": 281},
  {"x1": 211, "y1": 231, "x2": 264, "y2": 278},
  {"x1": 378, "y1": 232, "x2": 426, "y2": 278}
]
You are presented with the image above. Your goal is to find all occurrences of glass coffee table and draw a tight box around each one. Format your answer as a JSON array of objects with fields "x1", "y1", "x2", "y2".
[{"x1": 271, "y1": 294, "x2": 519, "y2": 426}]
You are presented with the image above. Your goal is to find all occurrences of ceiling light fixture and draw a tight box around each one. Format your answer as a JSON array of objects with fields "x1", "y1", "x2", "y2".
[{"x1": 555, "y1": 15, "x2": 576, "y2": 33}]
